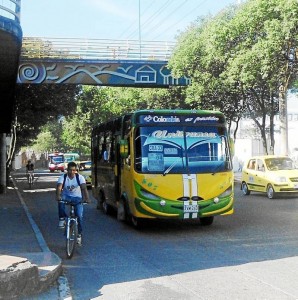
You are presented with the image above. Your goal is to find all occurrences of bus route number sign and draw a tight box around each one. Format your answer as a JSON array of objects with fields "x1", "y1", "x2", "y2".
[{"x1": 183, "y1": 201, "x2": 199, "y2": 213}]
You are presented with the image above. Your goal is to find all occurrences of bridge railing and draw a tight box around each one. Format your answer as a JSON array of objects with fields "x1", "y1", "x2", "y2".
[
  {"x1": 0, "y1": 0, "x2": 21, "y2": 23},
  {"x1": 21, "y1": 37, "x2": 175, "y2": 61}
]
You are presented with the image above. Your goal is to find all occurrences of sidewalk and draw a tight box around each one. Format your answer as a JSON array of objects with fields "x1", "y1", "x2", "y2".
[{"x1": 0, "y1": 174, "x2": 62, "y2": 299}]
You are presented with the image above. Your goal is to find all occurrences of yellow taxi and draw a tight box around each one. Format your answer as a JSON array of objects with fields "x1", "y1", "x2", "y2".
[
  {"x1": 78, "y1": 161, "x2": 92, "y2": 189},
  {"x1": 241, "y1": 155, "x2": 298, "y2": 199}
]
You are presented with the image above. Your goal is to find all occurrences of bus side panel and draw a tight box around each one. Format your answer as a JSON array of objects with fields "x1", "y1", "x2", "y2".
[{"x1": 97, "y1": 161, "x2": 117, "y2": 207}]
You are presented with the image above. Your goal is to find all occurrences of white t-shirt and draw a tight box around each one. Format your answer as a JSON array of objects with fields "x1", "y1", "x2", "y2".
[{"x1": 58, "y1": 174, "x2": 86, "y2": 198}]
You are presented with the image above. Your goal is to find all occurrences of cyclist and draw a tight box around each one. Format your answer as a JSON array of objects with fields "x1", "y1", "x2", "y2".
[
  {"x1": 26, "y1": 160, "x2": 35, "y2": 184},
  {"x1": 55, "y1": 161, "x2": 90, "y2": 245}
]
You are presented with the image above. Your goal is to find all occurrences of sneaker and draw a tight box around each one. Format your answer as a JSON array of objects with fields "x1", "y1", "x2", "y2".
[
  {"x1": 77, "y1": 234, "x2": 82, "y2": 246},
  {"x1": 58, "y1": 218, "x2": 65, "y2": 228}
]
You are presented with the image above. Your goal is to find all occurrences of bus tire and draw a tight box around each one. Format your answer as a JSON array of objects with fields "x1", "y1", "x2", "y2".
[
  {"x1": 117, "y1": 198, "x2": 126, "y2": 221},
  {"x1": 96, "y1": 192, "x2": 103, "y2": 210},
  {"x1": 199, "y1": 216, "x2": 214, "y2": 226},
  {"x1": 131, "y1": 216, "x2": 144, "y2": 229},
  {"x1": 102, "y1": 199, "x2": 112, "y2": 215},
  {"x1": 98, "y1": 192, "x2": 112, "y2": 215}
]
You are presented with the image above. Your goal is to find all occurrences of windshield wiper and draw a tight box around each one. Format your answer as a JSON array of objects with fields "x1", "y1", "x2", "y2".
[{"x1": 163, "y1": 157, "x2": 184, "y2": 176}]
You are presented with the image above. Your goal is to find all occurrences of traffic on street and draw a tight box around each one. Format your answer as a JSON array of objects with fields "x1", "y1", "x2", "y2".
[{"x1": 13, "y1": 168, "x2": 298, "y2": 299}]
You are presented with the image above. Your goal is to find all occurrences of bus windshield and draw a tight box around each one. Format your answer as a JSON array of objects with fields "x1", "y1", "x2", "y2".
[
  {"x1": 135, "y1": 125, "x2": 232, "y2": 174},
  {"x1": 50, "y1": 155, "x2": 64, "y2": 164}
]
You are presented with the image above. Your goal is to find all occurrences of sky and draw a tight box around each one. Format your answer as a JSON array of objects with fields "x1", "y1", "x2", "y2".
[{"x1": 21, "y1": 0, "x2": 241, "y2": 42}]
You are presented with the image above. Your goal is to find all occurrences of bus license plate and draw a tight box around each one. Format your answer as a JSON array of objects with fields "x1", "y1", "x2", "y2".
[
  {"x1": 294, "y1": 184, "x2": 298, "y2": 189},
  {"x1": 184, "y1": 204, "x2": 199, "y2": 213}
]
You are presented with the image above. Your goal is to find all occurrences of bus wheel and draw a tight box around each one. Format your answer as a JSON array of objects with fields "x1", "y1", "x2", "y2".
[
  {"x1": 199, "y1": 216, "x2": 214, "y2": 226},
  {"x1": 96, "y1": 192, "x2": 103, "y2": 210},
  {"x1": 241, "y1": 182, "x2": 250, "y2": 195},
  {"x1": 102, "y1": 199, "x2": 111, "y2": 215},
  {"x1": 131, "y1": 216, "x2": 144, "y2": 229},
  {"x1": 117, "y1": 199, "x2": 126, "y2": 221}
]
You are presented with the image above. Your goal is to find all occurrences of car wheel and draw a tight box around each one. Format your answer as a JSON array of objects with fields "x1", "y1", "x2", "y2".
[
  {"x1": 267, "y1": 184, "x2": 275, "y2": 199},
  {"x1": 241, "y1": 182, "x2": 251, "y2": 195}
]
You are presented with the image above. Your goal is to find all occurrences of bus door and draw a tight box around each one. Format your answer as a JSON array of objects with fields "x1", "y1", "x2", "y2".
[{"x1": 114, "y1": 133, "x2": 122, "y2": 202}]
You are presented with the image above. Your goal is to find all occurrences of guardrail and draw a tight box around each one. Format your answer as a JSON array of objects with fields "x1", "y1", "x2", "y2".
[
  {"x1": 21, "y1": 37, "x2": 175, "y2": 61},
  {"x1": 0, "y1": 0, "x2": 21, "y2": 23}
]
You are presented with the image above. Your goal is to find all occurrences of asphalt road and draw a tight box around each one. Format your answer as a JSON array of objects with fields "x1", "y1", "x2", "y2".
[{"x1": 15, "y1": 170, "x2": 298, "y2": 300}]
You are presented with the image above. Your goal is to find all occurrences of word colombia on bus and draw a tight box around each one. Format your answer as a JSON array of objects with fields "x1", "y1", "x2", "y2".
[{"x1": 91, "y1": 109, "x2": 234, "y2": 228}]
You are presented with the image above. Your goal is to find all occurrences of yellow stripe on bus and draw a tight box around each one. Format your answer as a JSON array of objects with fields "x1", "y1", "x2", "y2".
[{"x1": 140, "y1": 202, "x2": 179, "y2": 217}]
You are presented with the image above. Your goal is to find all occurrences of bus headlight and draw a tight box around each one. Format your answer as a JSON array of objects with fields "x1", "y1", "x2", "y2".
[
  {"x1": 218, "y1": 186, "x2": 233, "y2": 199},
  {"x1": 140, "y1": 189, "x2": 160, "y2": 200}
]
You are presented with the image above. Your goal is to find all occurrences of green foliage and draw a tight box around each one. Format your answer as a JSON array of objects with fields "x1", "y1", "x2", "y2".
[
  {"x1": 169, "y1": 0, "x2": 298, "y2": 152},
  {"x1": 14, "y1": 84, "x2": 81, "y2": 151},
  {"x1": 61, "y1": 85, "x2": 188, "y2": 155},
  {"x1": 31, "y1": 130, "x2": 57, "y2": 153}
]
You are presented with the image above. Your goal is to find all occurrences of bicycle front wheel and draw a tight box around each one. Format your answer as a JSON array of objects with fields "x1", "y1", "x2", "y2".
[
  {"x1": 66, "y1": 220, "x2": 77, "y2": 259},
  {"x1": 28, "y1": 175, "x2": 32, "y2": 189}
]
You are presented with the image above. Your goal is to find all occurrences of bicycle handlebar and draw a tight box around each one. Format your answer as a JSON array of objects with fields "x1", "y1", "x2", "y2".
[{"x1": 59, "y1": 200, "x2": 88, "y2": 205}]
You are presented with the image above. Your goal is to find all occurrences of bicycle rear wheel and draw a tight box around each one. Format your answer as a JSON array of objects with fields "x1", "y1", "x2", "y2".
[
  {"x1": 28, "y1": 174, "x2": 32, "y2": 189},
  {"x1": 66, "y1": 220, "x2": 77, "y2": 258}
]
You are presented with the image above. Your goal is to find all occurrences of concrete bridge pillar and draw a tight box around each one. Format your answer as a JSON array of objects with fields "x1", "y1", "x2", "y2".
[{"x1": 0, "y1": 7, "x2": 23, "y2": 192}]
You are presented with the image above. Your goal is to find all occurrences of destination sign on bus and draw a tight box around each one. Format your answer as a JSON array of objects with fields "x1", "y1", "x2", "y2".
[{"x1": 138, "y1": 114, "x2": 222, "y2": 124}]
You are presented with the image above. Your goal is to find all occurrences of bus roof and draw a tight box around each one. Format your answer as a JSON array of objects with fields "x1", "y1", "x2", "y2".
[{"x1": 92, "y1": 109, "x2": 226, "y2": 135}]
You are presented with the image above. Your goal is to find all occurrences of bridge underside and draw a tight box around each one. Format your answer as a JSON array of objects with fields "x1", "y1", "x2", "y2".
[{"x1": 0, "y1": 16, "x2": 22, "y2": 133}]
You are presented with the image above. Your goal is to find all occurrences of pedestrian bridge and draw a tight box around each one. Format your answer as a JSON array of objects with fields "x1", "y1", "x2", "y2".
[{"x1": 18, "y1": 37, "x2": 190, "y2": 87}]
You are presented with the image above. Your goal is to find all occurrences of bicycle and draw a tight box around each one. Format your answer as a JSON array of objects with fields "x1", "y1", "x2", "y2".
[
  {"x1": 59, "y1": 200, "x2": 87, "y2": 259},
  {"x1": 27, "y1": 171, "x2": 34, "y2": 189}
]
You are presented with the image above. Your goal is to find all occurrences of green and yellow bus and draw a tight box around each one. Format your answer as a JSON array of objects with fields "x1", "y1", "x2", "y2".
[{"x1": 91, "y1": 110, "x2": 234, "y2": 227}]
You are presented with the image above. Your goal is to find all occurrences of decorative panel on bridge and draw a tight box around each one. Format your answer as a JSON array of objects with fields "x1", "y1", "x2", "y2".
[{"x1": 17, "y1": 59, "x2": 190, "y2": 87}]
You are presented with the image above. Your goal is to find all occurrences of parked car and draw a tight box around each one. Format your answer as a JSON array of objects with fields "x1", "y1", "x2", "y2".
[
  {"x1": 241, "y1": 155, "x2": 298, "y2": 199},
  {"x1": 78, "y1": 161, "x2": 91, "y2": 188}
]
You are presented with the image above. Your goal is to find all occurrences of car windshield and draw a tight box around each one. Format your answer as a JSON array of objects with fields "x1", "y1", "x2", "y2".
[
  {"x1": 265, "y1": 157, "x2": 295, "y2": 171},
  {"x1": 79, "y1": 162, "x2": 91, "y2": 170},
  {"x1": 134, "y1": 125, "x2": 232, "y2": 174}
]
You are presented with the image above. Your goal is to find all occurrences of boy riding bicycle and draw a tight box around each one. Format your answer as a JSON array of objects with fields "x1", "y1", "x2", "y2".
[{"x1": 55, "y1": 161, "x2": 90, "y2": 245}]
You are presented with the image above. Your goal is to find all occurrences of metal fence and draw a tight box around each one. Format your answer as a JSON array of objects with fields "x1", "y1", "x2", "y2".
[
  {"x1": 0, "y1": 0, "x2": 21, "y2": 23},
  {"x1": 21, "y1": 37, "x2": 175, "y2": 61}
]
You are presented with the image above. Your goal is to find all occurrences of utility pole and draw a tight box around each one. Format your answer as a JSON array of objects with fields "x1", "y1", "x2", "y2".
[
  {"x1": 138, "y1": 0, "x2": 141, "y2": 59},
  {"x1": 279, "y1": 85, "x2": 289, "y2": 156}
]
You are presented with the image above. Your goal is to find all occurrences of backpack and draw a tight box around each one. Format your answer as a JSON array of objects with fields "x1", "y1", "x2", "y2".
[{"x1": 62, "y1": 173, "x2": 81, "y2": 190}]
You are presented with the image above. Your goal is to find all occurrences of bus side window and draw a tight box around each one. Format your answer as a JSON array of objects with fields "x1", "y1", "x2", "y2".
[{"x1": 98, "y1": 135, "x2": 104, "y2": 161}]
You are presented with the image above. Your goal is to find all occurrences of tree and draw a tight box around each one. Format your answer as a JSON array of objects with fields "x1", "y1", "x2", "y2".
[
  {"x1": 61, "y1": 85, "x2": 189, "y2": 155},
  {"x1": 169, "y1": 0, "x2": 298, "y2": 154},
  {"x1": 168, "y1": 8, "x2": 245, "y2": 138},
  {"x1": 14, "y1": 84, "x2": 81, "y2": 151}
]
